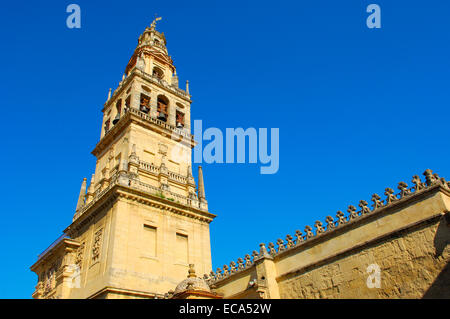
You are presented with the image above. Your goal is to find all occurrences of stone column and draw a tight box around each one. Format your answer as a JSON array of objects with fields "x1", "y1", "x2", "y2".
[
  {"x1": 130, "y1": 81, "x2": 140, "y2": 110},
  {"x1": 168, "y1": 103, "x2": 176, "y2": 127}
]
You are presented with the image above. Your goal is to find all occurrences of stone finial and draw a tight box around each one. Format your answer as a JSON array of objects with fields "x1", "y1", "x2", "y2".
[
  {"x1": 230, "y1": 261, "x2": 237, "y2": 273},
  {"x1": 87, "y1": 174, "x2": 95, "y2": 193},
  {"x1": 295, "y1": 230, "x2": 304, "y2": 244},
  {"x1": 412, "y1": 175, "x2": 425, "y2": 192},
  {"x1": 314, "y1": 221, "x2": 325, "y2": 234},
  {"x1": 76, "y1": 178, "x2": 87, "y2": 211},
  {"x1": 384, "y1": 187, "x2": 397, "y2": 204},
  {"x1": 423, "y1": 169, "x2": 437, "y2": 186},
  {"x1": 371, "y1": 194, "x2": 383, "y2": 210},
  {"x1": 222, "y1": 265, "x2": 229, "y2": 277},
  {"x1": 276, "y1": 238, "x2": 286, "y2": 252},
  {"x1": 286, "y1": 234, "x2": 295, "y2": 248},
  {"x1": 325, "y1": 216, "x2": 335, "y2": 231},
  {"x1": 336, "y1": 211, "x2": 347, "y2": 225},
  {"x1": 237, "y1": 258, "x2": 245, "y2": 270},
  {"x1": 107, "y1": 88, "x2": 112, "y2": 100},
  {"x1": 359, "y1": 200, "x2": 371, "y2": 215},
  {"x1": 268, "y1": 242, "x2": 277, "y2": 256},
  {"x1": 304, "y1": 225, "x2": 314, "y2": 239},
  {"x1": 251, "y1": 250, "x2": 259, "y2": 261},
  {"x1": 244, "y1": 254, "x2": 252, "y2": 267},
  {"x1": 398, "y1": 181, "x2": 411, "y2": 198},
  {"x1": 188, "y1": 264, "x2": 196, "y2": 278},
  {"x1": 186, "y1": 80, "x2": 190, "y2": 95},
  {"x1": 347, "y1": 205, "x2": 358, "y2": 220},
  {"x1": 216, "y1": 267, "x2": 222, "y2": 279},
  {"x1": 259, "y1": 243, "x2": 270, "y2": 257}
]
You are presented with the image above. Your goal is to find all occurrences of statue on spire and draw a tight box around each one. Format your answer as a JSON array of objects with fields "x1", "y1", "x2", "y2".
[{"x1": 150, "y1": 16, "x2": 162, "y2": 29}]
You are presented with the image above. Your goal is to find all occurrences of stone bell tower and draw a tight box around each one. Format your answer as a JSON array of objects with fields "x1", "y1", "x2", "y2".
[{"x1": 30, "y1": 18, "x2": 215, "y2": 299}]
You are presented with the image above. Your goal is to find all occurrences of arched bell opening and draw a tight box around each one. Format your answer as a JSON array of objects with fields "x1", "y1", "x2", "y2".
[
  {"x1": 140, "y1": 93, "x2": 151, "y2": 114},
  {"x1": 157, "y1": 95, "x2": 169, "y2": 122},
  {"x1": 113, "y1": 99, "x2": 122, "y2": 125},
  {"x1": 176, "y1": 110, "x2": 185, "y2": 129},
  {"x1": 152, "y1": 66, "x2": 164, "y2": 80}
]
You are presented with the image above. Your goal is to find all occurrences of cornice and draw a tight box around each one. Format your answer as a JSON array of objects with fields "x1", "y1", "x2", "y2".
[
  {"x1": 66, "y1": 182, "x2": 215, "y2": 236},
  {"x1": 30, "y1": 238, "x2": 80, "y2": 271}
]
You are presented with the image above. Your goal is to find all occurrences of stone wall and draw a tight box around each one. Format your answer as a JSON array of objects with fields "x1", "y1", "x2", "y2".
[
  {"x1": 209, "y1": 171, "x2": 450, "y2": 299},
  {"x1": 278, "y1": 218, "x2": 449, "y2": 298}
]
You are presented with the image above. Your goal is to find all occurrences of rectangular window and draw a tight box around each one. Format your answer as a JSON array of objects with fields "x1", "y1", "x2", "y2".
[
  {"x1": 176, "y1": 233, "x2": 188, "y2": 264},
  {"x1": 143, "y1": 224, "x2": 157, "y2": 257}
]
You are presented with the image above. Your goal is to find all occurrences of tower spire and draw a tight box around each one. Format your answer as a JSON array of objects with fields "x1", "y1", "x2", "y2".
[{"x1": 76, "y1": 178, "x2": 87, "y2": 211}]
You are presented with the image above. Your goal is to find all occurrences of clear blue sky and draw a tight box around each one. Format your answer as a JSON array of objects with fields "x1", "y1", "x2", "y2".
[{"x1": 1, "y1": 0, "x2": 449, "y2": 298}]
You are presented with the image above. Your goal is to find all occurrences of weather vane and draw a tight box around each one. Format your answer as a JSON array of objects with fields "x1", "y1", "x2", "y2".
[{"x1": 150, "y1": 15, "x2": 162, "y2": 29}]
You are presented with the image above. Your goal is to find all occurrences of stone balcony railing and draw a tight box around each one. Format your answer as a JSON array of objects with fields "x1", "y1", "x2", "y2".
[
  {"x1": 106, "y1": 67, "x2": 190, "y2": 111},
  {"x1": 203, "y1": 169, "x2": 450, "y2": 285},
  {"x1": 73, "y1": 171, "x2": 203, "y2": 222},
  {"x1": 127, "y1": 107, "x2": 192, "y2": 140},
  {"x1": 138, "y1": 160, "x2": 188, "y2": 184}
]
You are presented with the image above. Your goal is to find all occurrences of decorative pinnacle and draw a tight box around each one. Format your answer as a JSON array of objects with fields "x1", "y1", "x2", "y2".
[
  {"x1": 188, "y1": 264, "x2": 196, "y2": 278},
  {"x1": 76, "y1": 178, "x2": 87, "y2": 211},
  {"x1": 198, "y1": 166, "x2": 206, "y2": 200}
]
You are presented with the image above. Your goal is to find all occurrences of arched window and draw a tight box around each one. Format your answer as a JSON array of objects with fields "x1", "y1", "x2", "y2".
[
  {"x1": 176, "y1": 110, "x2": 185, "y2": 128},
  {"x1": 152, "y1": 67, "x2": 164, "y2": 79},
  {"x1": 140, "y1": 93, "x2": 151, "y2": 114},
  {"x1": 113, "y1": 99, "x2": 122, "y2": 125},
  {"x1": 157, "y1": 95, "x2": 169, "y2": 122}
]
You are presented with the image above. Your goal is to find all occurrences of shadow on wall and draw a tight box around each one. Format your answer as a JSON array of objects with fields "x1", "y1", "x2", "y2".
[{"x1": 422, "y1": 215, "x2": 450, "y2": 299}]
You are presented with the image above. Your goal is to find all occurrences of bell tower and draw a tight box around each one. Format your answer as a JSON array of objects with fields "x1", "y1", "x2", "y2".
[{"x1": 31, "y1": 18, "x2": 215, "y2": 299}]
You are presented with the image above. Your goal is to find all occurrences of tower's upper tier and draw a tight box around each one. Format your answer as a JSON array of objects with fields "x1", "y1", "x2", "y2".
[{"x1": 125, "y1": 18, "x2": 175, "y2": 76}]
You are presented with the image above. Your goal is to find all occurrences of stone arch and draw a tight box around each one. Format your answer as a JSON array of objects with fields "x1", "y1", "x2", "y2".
[{"x1": 152, "y1": 66, "x2": 164, "y2": 79}]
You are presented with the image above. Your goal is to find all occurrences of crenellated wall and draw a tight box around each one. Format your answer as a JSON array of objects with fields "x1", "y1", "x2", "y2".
[{"x1": 206, "y1": 170, "x2": 450, "y2": 299}]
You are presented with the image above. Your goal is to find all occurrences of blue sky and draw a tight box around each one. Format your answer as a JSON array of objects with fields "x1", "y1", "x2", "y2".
[{"x1": 1, "y1": 0, "x2": 449, "y2": 298}]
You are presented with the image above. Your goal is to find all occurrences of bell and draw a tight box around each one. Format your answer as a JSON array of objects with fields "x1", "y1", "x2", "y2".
[
  {"x1": 176, "y1": 122, "x2": 184, "y2": 128},
  {"x1": 157, "y1": 112, "x2": 167, "y2": 121},
  {"x1": 140, "y1": 105, "x2": 149, "y2": 113},
  {"x1": 112, "y1": 113, "x2": 120, "y2": 125}
]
